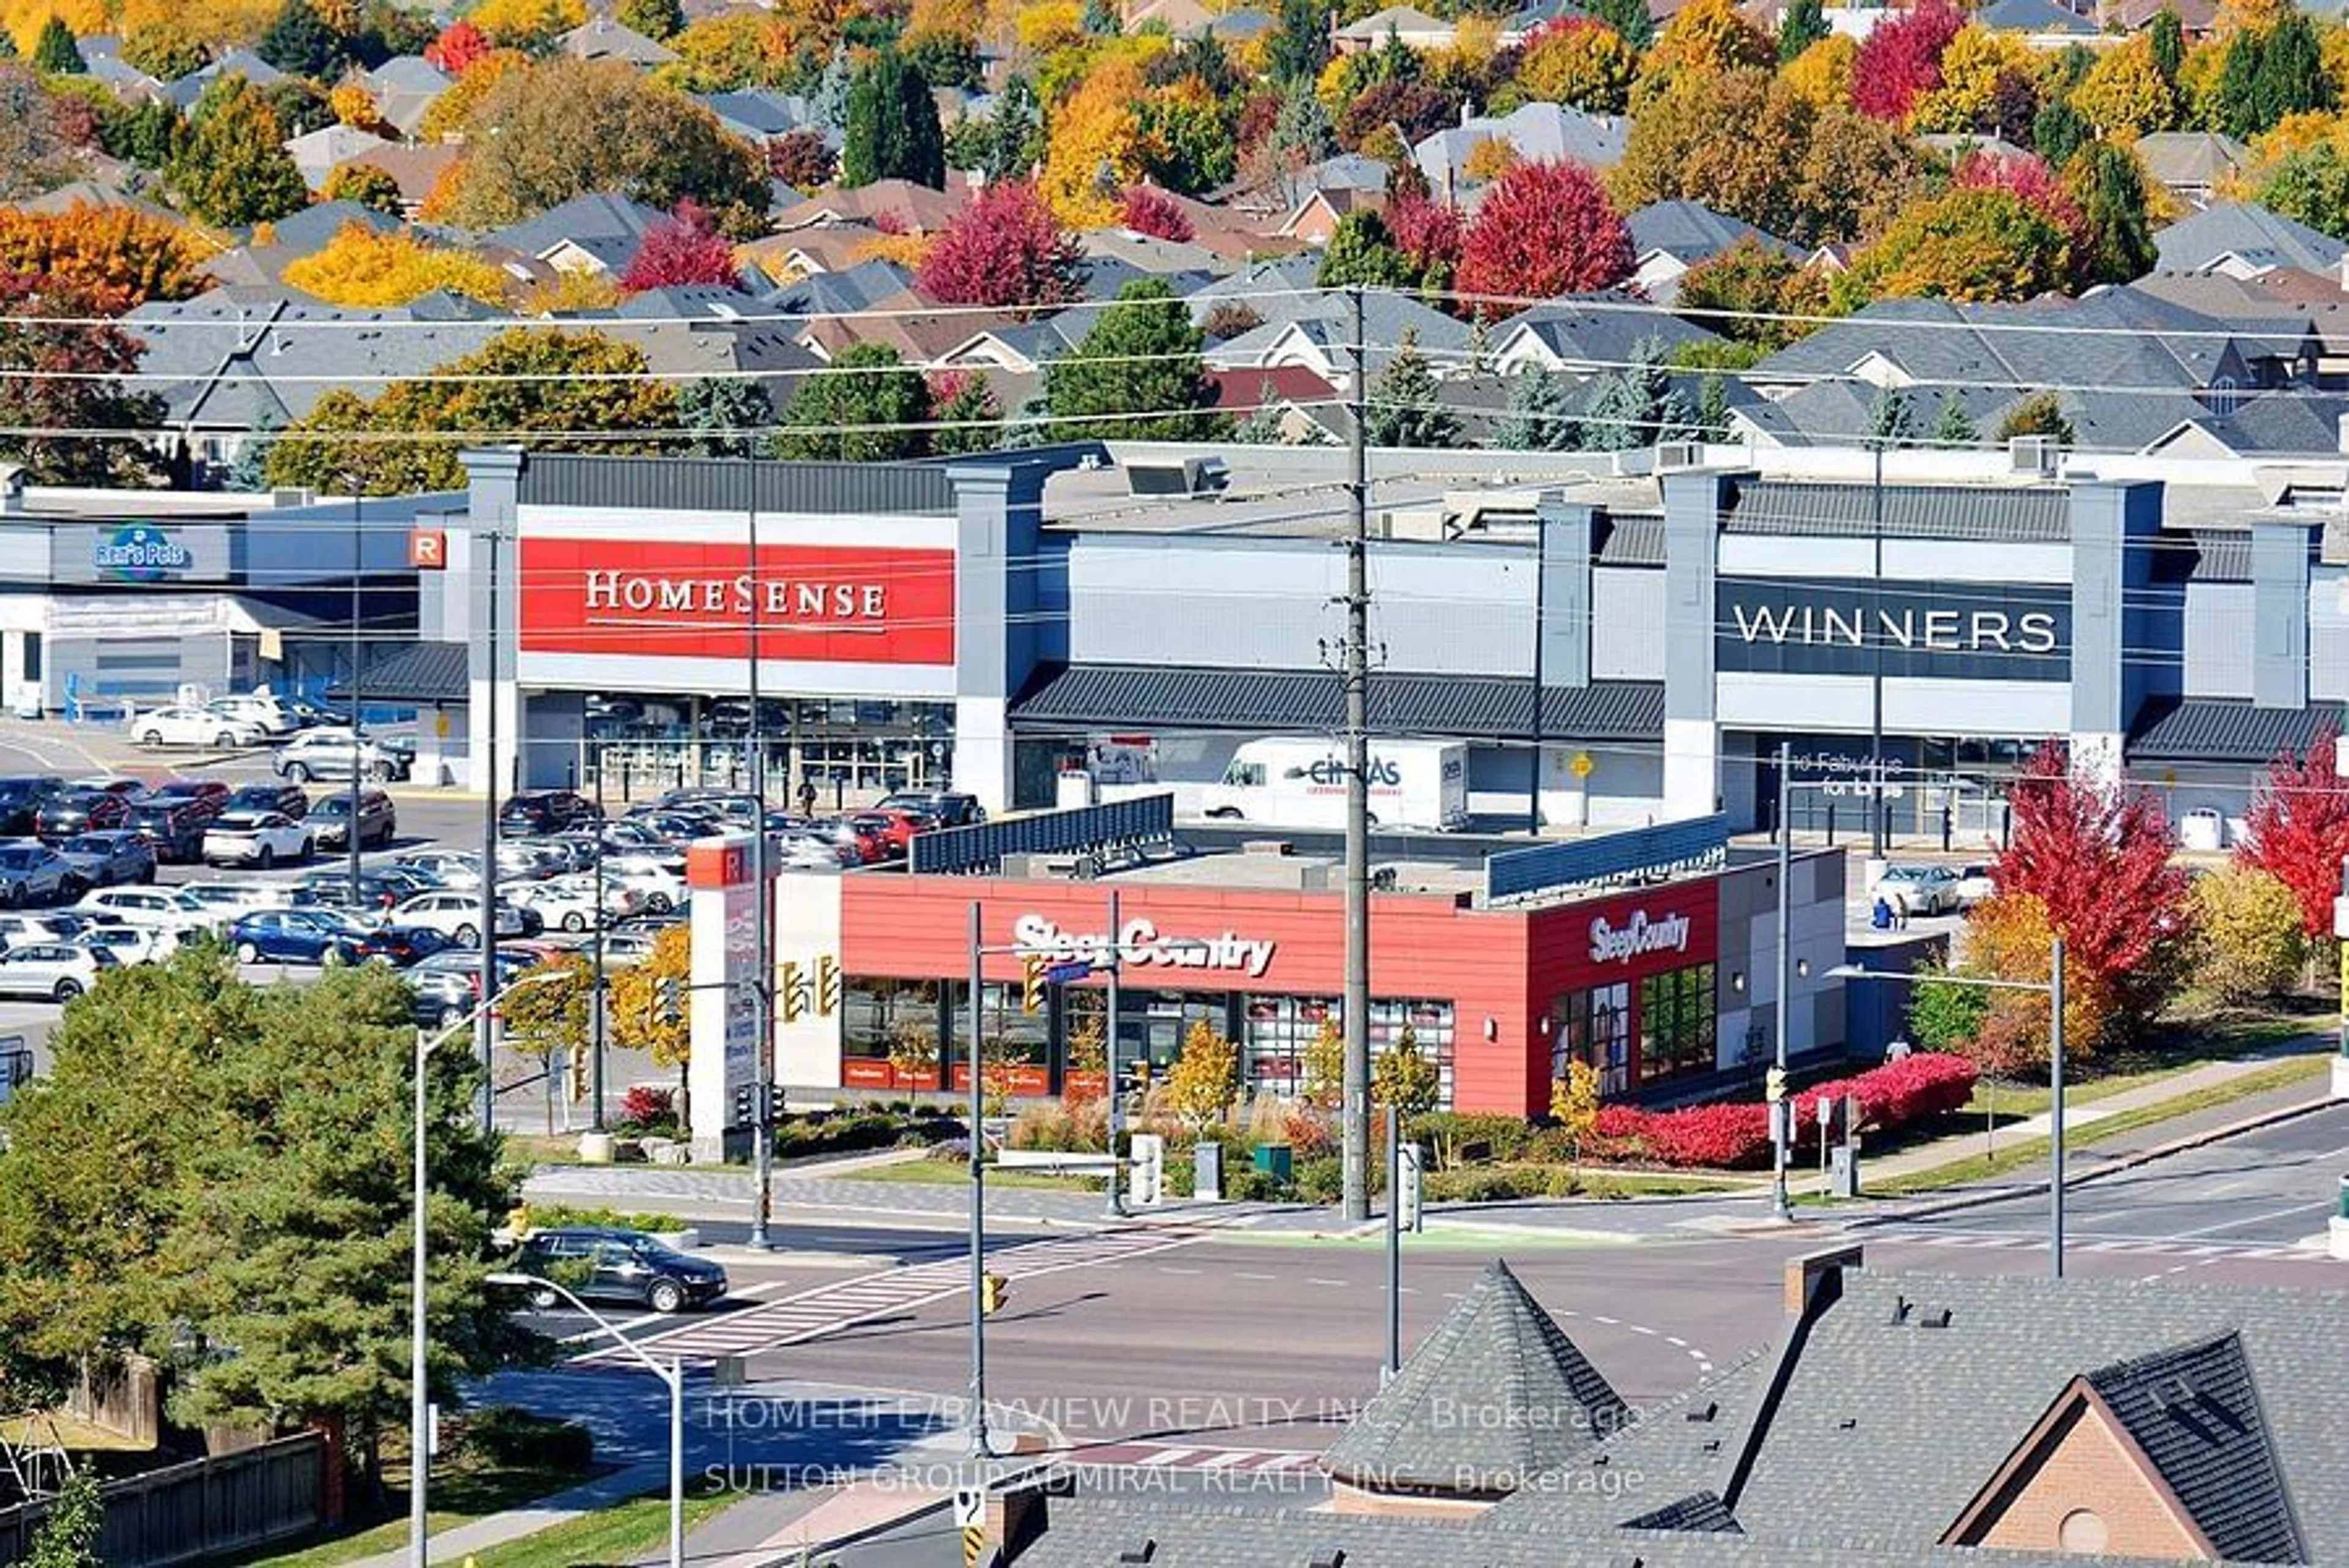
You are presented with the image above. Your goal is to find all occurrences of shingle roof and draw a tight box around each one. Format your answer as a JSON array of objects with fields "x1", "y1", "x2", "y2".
[
  {"x1": 1974, "y1": 0, "x2": 2095, "y2": 29},
  {"x1": 484, "y1": 193, "x2": 667, "y2": 266},
  {"x1": 2083, "y1": 1332, "x2": 2301, "y2": 1565},
  {"x1": 1010, "y1": 666, "x2": 1666, "y2": 741},
  {"x1": 324, "y1": 641, "x2": 467, "y2": 704},
  {"x1": 1323, "y1": 1260, "x2": 1628, "y2": 1495},
  {"x1": 1720, "y1": 478, "x2": 2072, "y2": 541},
  {"x1": 1496, "y1": 291, "x2": 1719, "y2": 370},
  {"x1": 1624, "y1": 1490, "x2": 1742, "y2": 1533},
  {"x1": 2126, "y1": 698, "x2": 2347, "y2": 762},
  {"x1": 2155, "y1": 202, "x2": 2347, "y2": 275},
  {"x1": 1628, "y1": 201, "x2": 1797, "y2": 264}
]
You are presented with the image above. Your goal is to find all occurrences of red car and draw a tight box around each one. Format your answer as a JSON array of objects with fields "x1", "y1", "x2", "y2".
[{"x1": 850, "y1": 808, "x2": 937, "y2": 861}]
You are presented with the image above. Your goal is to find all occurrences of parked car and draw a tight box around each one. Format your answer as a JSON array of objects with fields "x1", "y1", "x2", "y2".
[
  {"x1": 56, "y1": 831, "x2": 157, "y2": 889},
  {"x1": 78, "y1": 923, "x2": 193, "y2": 967},
  {"x1": 1952, "y1": 862, "x2": 1998, "y2": 907},
  {"x1": 70, "y1": 776, "x2": 146, "y2": 797},
  {"x1": 506, "y1": 874, "x2": 644, "y2": 932},
  {"x1": 76, "y1": 886, "x2": 211, "y2": 927},
  {"x1": 775, "y1": 831, "x2": 856, "y2": 870},
  {"x1": 295, "y1": 871, "x2": 407, "y2": 921},
  {"x1": 369, "y1": 865, "x2": 441, "y2": 901},
  {"x1": 1872, "y1": 863, "x2": 1963, "y2": 917},
  {"x1": 143, "y1": 779, "x2": 229, "y2": 823},
  {"x1": 130, "y1": 705, "x2": 265, "y2": 750},
  {"x1": 35, "y1": 789, "x2": 131, "y2": 842},
  {"x1": 122, "y1": 799, "x2": 209, "y2": 864},
  {"x1": 273, "y1": 728, "x2": 409, "y2": 784},
  {"x1": 405, "y1": 948, "x2": 538, "y2": 1027},
  {"x1": 0, "y1": 843, "x2": 78, "y2": 906},
  {"x1": 0, "y1": 940, "x2": 114, "y2": 1001},
  {"x1": 228, "y1": 908, "x2": 374, "y2": 966},
  {"x1": 363, "y1": 924, "x2": 453, "y2": 968},
  {"x1": 395, "y1": 849, "x2": 484, "y2": 889},
  {"x1": 205, "y1": 693, "x2": 301, "y2": 736},
  {"x1": 874, "y1": 790, "x2": 985, "y2": 828},
  {"x1": 599, "y1": 854, "x2": 687, "y2": 913},
  {"x1": 179, "y1": 880, "x2": 321, "y2": 926},
  {"x1": 508, "y1": 1227, "x2": 727, "y2": 1315},
  {"x1": 0, "y1": 913, "x2": 100, "y2": 951},
  {"x1": 599, "y1": 923, "x2": 668, "y2": 964},
  {"x1": 225, "y1": 781, "x2": 310, "y2": 820},
  {"x1": 389, "y1": 890, "x2": 540, "y2": 946},
  {"x1": 494, "y1": 842, "x2": 571, "y2": 883},
  {"x1": 0, "y1": 777, "x2": 65, "y2": 836},
  {"x1": 203, "y1": 811, "x2": 315, "y2": 869},
  {"x1": 310, "y1": 788, "x2": 398, "y2": 851},
  {"x1": 499, "y1": 790, "x2": 603, "y2": 838}
]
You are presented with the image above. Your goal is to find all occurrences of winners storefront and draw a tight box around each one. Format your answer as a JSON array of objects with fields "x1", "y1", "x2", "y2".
[{"x1": 683, "y1": 841, "x2": 1842, "y2": 1149}]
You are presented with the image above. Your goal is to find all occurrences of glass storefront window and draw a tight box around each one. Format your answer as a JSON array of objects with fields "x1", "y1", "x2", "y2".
[
  {"x1": 1242, "y1": 995, "x2": 1335, "y2": 1097},
  {"x1": 1638, "y1": 965, "x2": 1717, "y2": 1083},
  {"x1": 842, "y1": 977, "x2": 942, "y2": 1092},
  {"x1": 1551, "y1": 983, "x2": 1630, "y2": 1098},
  {"x1": 944, "y1": 980, "x2": 1053, "y2": 1097},
  {"x1": 1371, "y1": 999, "x2": 1455, "y2": 1110}
]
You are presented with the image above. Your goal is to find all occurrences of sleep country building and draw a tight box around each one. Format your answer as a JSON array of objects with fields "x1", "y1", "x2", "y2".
[{"x1": 432, "y1": 442, "x2": 2345, "y2": 829}]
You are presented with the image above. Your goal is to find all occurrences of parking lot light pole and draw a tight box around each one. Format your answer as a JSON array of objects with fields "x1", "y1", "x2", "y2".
[
  {"x1": 486, "y1": 1273, "x2": 683, "y2": 1568},
  {"x1": 347, "y1": 483, "x2": 364, "y2": 912},
  {"x1": 1830, "y1": 939, "x2": 2066, "y2": 1277}
]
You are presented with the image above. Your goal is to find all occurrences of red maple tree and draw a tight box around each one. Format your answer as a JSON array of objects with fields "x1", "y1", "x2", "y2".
[
  {"x1": 915, "y1": 180, "x2": 1084, "y2": 315},
  {"x1": 1851, "y1": 0, "x2": 1964, "y2": 123},
  {"x1": 1991, "y1": 738, "x2": 2194, "y2": 1036},
  {"x1": 2236, "y1": 723, "x2": 2349, "y2": 936},
  {"x1": 1457, "y1": 159, "x2": 1633, "y2": 305},
  {"x1": 1119, "y1": 185, "x2": 1195, "y2": 243},
  {"x1": 1953, "y1": 150, "x2": 2091, "y2": 273},
  {"x1": 619, "y1": 200, "x2": 740, "y2": 292},
  {"x1": 424, "y1": 19, "x2": 489, "y2": 75},
  {"x1": 1387, "y1": 191, "x2": 1464, "y2": 280}
]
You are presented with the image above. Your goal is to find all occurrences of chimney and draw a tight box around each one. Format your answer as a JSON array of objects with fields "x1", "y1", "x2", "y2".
[{"x1": 1783, "y1": 1244, "x2": 1862, "y2": 1317}]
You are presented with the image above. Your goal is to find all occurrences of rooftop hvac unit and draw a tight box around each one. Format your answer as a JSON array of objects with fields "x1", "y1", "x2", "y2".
[
  {"x1": 2009, "y1": 434, "x2": 2061, "y2": 477},
  {"x1": 1125, "y1": 456, "x2": 1231, "y2": 498},
  {"x1": 1653, "y1": 440, "x2": 1702, "y2": 470}
]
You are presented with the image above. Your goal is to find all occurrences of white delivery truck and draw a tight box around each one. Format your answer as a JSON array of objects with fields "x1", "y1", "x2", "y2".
[{"x1": 1199, "y1": 737, "x2": 1469, "y2": 831}]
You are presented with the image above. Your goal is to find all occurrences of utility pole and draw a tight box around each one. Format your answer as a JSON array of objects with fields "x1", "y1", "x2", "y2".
[
  {"x1": 1870, "y1": 438, "x2": 1887, "y2": 856},
  {"x1": 2049, "y1": 937, "x2": 2066, "y2": 1280},
  {"x1": 1772, "y1": 740, "x2": 1792, "y2": 1223},
  {"x1": 1341, "y1": 283, "x2": 1372, "y2": 1225},
  {"x1": 1102, "y1": 886, "x2": 1123, "y2": 1219},
  {"x1": 748, "y1": 463, "x2": 776, "y2": 1252},
  {"x1": 966, "y1": 899, "x2": 990, "y2": 1458},
  {"x1": 477, "y1": 524, "x2": 500, "y2": 1135},
  {"x1": 347, "y1": 485, "x2": 364, "y2": 912}
]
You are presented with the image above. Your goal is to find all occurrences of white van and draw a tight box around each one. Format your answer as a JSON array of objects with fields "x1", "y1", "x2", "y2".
[{"x1": 1200, "y1": 738, "x2": 1469, "y2": 831}]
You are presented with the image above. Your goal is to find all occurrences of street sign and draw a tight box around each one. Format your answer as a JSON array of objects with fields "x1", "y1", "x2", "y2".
[
  {"x1": 1044, "y1": 959, "x2": 1094, "y2": 985},
  {"x1": 954, "y1": 1488, "x2": 985, "y2": 1529},
  {"x1": 1569, "y1": 751, "x2": 1594, "y2": 780}
]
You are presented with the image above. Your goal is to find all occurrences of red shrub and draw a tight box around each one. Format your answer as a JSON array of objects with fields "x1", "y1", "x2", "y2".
[
  {"x1": 1120, "y1": 185, "x2": 1195, "y2": 242},
  {"x1": 1639, "y1": 1102, "x2": 1773, "y2": 1169},
  {"x1": 1792, "y1": 1052, "x2": 1976, "y2": 1148},
  {"x1": 619, "y1": 1084, "x2": 675, "y2": 1126}
]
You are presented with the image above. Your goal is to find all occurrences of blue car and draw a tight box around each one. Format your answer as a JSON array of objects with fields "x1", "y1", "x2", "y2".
[{"x1": 228, "y1": 908, "x2": 373, "y2": 966}]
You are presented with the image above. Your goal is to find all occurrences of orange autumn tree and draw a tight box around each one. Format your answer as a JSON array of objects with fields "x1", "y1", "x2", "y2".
[
  {"x1": 281, "y1": 223, "x2": 510, "y2": 307},
  {"x1": 0, "y1": 204, "x2": 212, "y2": 309}
]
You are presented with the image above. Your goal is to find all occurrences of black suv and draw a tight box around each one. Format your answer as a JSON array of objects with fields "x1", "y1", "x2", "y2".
[
  {"x1": 499, "y1": 790, "x2": 602, "y2": 837},
  {"x1": 123, "y1": 798, "x2": 208, "y2": 863},
  {"x1": 311, "y1": 788, "x2": 398, "y2": 851},
  {"x1": 510, "y1": 1227, "x2": 727, "y2": 1315},
  {"x1": 36, "y1": 789, "x2": 130, "y2": 843},
  {"x1": 0, "y1": 777, "x2": 65, "y2": 836},
  {"x1": 225, "y1": 781, "x2": 310, "y2": 820}
]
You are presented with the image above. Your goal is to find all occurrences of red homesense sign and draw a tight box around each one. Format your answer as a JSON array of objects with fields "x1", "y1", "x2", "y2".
[{"x1": 519, "y1": 537, "x2": 957, "y2": 664}]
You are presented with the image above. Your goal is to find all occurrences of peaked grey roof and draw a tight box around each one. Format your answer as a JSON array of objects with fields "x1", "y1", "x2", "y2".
[
  {"x1": 484, "y1": 192, "x2": 667, "y2": 266},
  {"x1": 2155, "y1": 202, "x2": 2347, "y2": 275},
  {"x1": 1628, "y1": 201, "x2": 1796, "y2": 264},
  {"x1": 2082, "y1": 1332, "x2": 2300, "y2": 1565},
  {"x1": 265, "y1": 200, "x2": 399, "y2": 256},
  {"x1": 1011, "y1": 666, "x2": 1665, "y2": 742},
  {"x1": 696, "y1": 89, "x2": 822, "y2": 138},
  {"x1": 1721, "y1": 479, "x2": 2072, "y2": 542},
  {"x1": 766, "y1": 259, "x2": 916, "y2": 317},
  {"x1": 366, "y1": 54, "x2": 451, "y2": 94},
  {"x1": 1498, "y1": 291, "x2": 1718, "y2": 368},
  {"x1": 2127, "y1": 698, "x2": 2347, "y2": 762},
  {"x1": 1322, "y1": 1261, "x2": 1627, "y2": 1494},
  {"x1": 1206, "y1": 291, "x2": 1472, "y2": 380},
  {"x1": 1974, "y1": 0, "x2": 2095, "y2": 29},
  {"x1": 324, "y1": 641, "x2": 467, "y2": 704}
]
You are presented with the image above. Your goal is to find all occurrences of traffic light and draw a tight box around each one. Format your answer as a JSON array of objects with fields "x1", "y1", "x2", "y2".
[
  {"x1": 814, "y1": 954, "x2": 841, "y2": 1018},
  {"x1": 1765, "y1": 1066, "x2": 1787, "y2": 1104},
  {"x1": 1398, "y1": 1142, "x2": 1423, "y2": 1232},
  {"x1": 732, "y1": 1082, "x2": 756, "y2": 1126},
  {"x1": 1021, "y1": 954, "x2": 1046, "y2": 1014},
  {"x1": 570, "y1": 1042, "x2": 588, "y2": 1102},
  {"x1": 979, "y1": 1272, "x2": 1009, "y2": 1315},
  {"x1": 1129, "y1": 1133, "x2": 1163, "y2": 1207},
  {"x1": 778, "y1": 959, "x2": 804, "y2": 1023},
  {"x1": 656, "y1": 978, "x2": 683, "y2": 1025}
]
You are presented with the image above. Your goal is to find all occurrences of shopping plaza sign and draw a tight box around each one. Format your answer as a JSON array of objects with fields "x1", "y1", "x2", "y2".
[
  {"x1": 1012, "y1": 913, "x2": 1278, "y2": 979},
  {"x1": 1587, "y1": 908, "x2": 1691, "y2": 965},
  {"x1": 1716, "y1": 578, "x2": 2071, "y2": 682},
  {"x1": 519, "y1": 536, "x2": 957, "y2": 664}
]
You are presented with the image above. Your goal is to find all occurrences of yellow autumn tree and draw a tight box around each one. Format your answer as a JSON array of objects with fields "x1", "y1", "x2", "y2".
[
  {"x1": 1516, "y1": 18, "x2": 1637, "y2": 113},
  {"x1": 0, "y1": 204, "x2": 213, "y2": 307},
  {"x1": 1780, "y1": 32, "x2": 1854, "y2": 110},
  {"x1": 419, "y1": 48, "x2": 530, "y2": 141},
  {"x1": 1015, "y1": 0, "x2": 1082, "y2": 52},
  {"x1": 1909, "y1": 24, "x2": 2033, "y2": 135},
  {"x1": 3, "y1": 0, "x2": 104, "y2": 55},
  {"x1": 282, "y1": 223, "x2": 511, "y2": 307},
  {"x1": 2070, "y1": 34, "x2": 2176, "y2": 138},
  {"x1": 663, "y1": 10, "x2": 796, "y2": 92},
  {"x1": 328, "y1": 81, "x2": 394, "y2": 136},
  {"x1": 1463, "y1": 133, "x2": 1518, "y2": 182},
  {"x1": 1641, "y1": 0, "x2": 1772, "y2": 91},
  {"x1": 467, "y1": 0, "x2": 584, "y2": 48},
  {"x1": 1040, "y1": 50, "x2": 1155, "y2": 226}
]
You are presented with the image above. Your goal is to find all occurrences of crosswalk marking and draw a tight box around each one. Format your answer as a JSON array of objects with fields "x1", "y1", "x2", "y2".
[
  {"x1": 1872, "y1": 1225, "x2": 2323, "y2": 1263},
  {"x1": 573, "y1": 1225, "x2": 1213, "y2": 1369},
  {"x1": 1067, "y1": 1442, "x2": 1323, "y2": 1474}
]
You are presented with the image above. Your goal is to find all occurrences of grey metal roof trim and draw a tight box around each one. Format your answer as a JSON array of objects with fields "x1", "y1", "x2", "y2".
[
  {"x1": 513, "y1": 453, "x2": 957, "y2": 515},
  {"x1": 2126, "y1": 699, "x2": 2347, "y2": 762},
  {"x1": 1595, "y1": 512, "x2": 1666, "y2": 566},
  {"x1": 1009, "y1": 664, "x2": 1666, "y2": 741},
  {"x1": 1721, "y1": 479, "x2": 2072, "y2": 541}
]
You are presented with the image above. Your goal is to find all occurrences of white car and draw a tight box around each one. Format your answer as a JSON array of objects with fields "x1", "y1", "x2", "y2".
[
  {"x1": 77, "y1": 924, "x2": 193, "y2": 966},
  {"x1": 0, "y1": 940, "x2": 114, "y2": 1001},
  {"x1": 1952, "y1": 862, "x2": 1998, "y2": 907},
  {"x1": 494, "y1": 842, "x2": 570, "y2": 882},
  {"x1": 395, "y1": 850, "x2": 483, "y2": 889},
  {"x1": 202, "y1": 811, "x2": 314, "y2": 869},
  {"x1": 505, "y1": 874, "x2": 644, "y2": 932},
  {"x1": 273, "y1": 728, "x2": 404, "y2": 784},
  {"x1": 1872, "y1": 863, "x2": 1963, "y2": 918},
  {"x1": 179, "y1": 880, "x2": 321, "y2": 926},
  {"x1": 388, "y1": 890, "x2": 534, "y2": 945},
  {"x1": 131, "y1": 705, "x2": 265, "y2": 750},
  {"x1": 206, "y1": 693, "x2": 301, "y2": 736},
  {"x1": 601, "y1": 855, "x2": 687, "y2": 913},
  {"x1": 76, "y1": 886, "x2": 212, "y2": 927}
]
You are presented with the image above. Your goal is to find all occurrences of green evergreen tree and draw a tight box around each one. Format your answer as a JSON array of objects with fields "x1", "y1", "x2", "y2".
[
  {"x1": 1931, "y1": 389, "x2": 1977, "y2": 447},
  {"x1": 1082, "y1": 0, "x2": 1120, "y2": 35},
  {"x1": 2217, "y1": 28, "x2": 2264, "y2": 139},
  {"x1": 2071, "y1": 139, "x2": 2158, "y2": 284},
  {"x1": 0, "y1": 27, "x2": 17, "y2": 57},
  {"x1": 930, "y1": 374, "x2": 1003, "y2": 455},
  {"x1": 1586, "y1": 0, "x2": 1653, "y2": 48},
  {"x1": 1045, "y1": 278, "x2": 1226, "y2": 440},
  {"x1": 1497, "y1": 366, "x2": 1578, "y2": 450},
  {"x1": 678, "y1": 377, "x2": 771, "y2": 458},
  {"x1": 2254, "y1": 140, "x2": 2349, "y2": 240},
  {"x1": 1777, "y1": 0, "x2": 1826, "y2": 64},
  {"x1": 842, "y1": 48, "x2": 944, "y2": 188},
  {"x1": 773, "y1": 343, "x2": 932, "y2": 461},
  {"x1": 2251, "y1": 15, "x2": 2329, "y2": 135},
  {"x1": 1577, "y1": 339, "x2": 1692, "y2": 451},
  {"x1": 1231, "y1": 379, "x2": 1289, "y2": 444},
  {"x1": 31, "y1": 16, "x2": 85, "y2": 73},
  {"x1": 1696, "y1": 372, "x2": 1730, "y2": 439},
  {"x1": 814, "y1": 47, "x2": 852, "y2": 128},
  {"x1": 256, "y1": 0, "x2": 345, "y2": 78},
  {"x1": 225, "y1": 414, "x2": 279, "y2": 491},
  {"x1": 1364, "y1": 329, "x2": 1459, "y2": 448},
  {"x1": 1315, "y1": 212, "x2": 1414, "y2": 290},
  {"x1": 980, "y1": 74, "x2": 1044, "y2": 182},
  {"x1": 618, "y1": 0, "x2": 686, "y2": 40},
  {"x1": 2148, "y1": 7, "x2": 2183, "y2": 82},
  {"x1": 166, "y1": 76, "x2": 310, "y2": 227},
  {"x1": 1996, "y1": 389, "x2": 2074, "y2": 445},
  {"x1": 1868, "y1": 386, "x2": 1915, "y2": 448},
  {"x1": 1268, "y1": 0, "x2": 1329, "y2": 84},
  {"x1": 24, "y1": 1466, "x2": 103, "y2": 1568},
  {"x1": 2031, "y1": 98, "x2": 2088, "y2": 166}
]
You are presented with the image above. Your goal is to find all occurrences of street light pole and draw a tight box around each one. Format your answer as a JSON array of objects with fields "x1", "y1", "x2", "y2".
[
  {"x1": 1102, "y1": 887, "x2": 1123, "y2": 1219},
  {"x1": 477, "y1": 526, "x2": 501, "y2": 1134},
  {"x1": 2049, "y1": 937, "x2": 2066, "y2": 1282},
  {"x1": 1870, "y1": 437, "x2": 1887, "y2": 857},
  {"x1": 348, "y1": 486, "x2": 363, "y2": 911},
  {"x1": 1772, "y1": 740, "x2": 1792, "y2": 1223},
  {"x1": 966, "y1": 898, "x2": 990, "y2": 1459},
  {"x1": 1383, "y1": 1101, "x2": 1400, "y2": 1382},
  {"x1": 748, "y1": 464, "x2": 775, "y2": 1252},
  {"x1": 590, "y1": 754, "x2": 607, "y2": 1132},
  {"x1": 1341, "y1": 282, "x2": 1372, "y2": 1225}
]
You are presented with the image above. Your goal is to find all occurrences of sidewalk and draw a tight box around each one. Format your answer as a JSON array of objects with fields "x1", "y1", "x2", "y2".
[{"x1": 339, "y1": 1460, "x2": 667, "y2": 1568}]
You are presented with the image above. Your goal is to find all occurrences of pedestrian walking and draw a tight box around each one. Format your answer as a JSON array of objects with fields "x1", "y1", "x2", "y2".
[{"x1": 797, "y1": 776, "x2": 818, "y2": 816}]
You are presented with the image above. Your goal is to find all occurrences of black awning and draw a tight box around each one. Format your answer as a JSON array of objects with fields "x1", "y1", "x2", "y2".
[
  {"x1": 1009, "y1": 664, "x2": 1664, "y2": 742},
  {"x1": 2127, "y1": 698, "x2": 2344, "y2": 764},
  {"x1": 325, "y1": 641, "x2": 469, "y2": 705}
]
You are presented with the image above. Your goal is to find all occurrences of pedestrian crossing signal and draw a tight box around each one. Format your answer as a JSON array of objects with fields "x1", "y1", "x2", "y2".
[
  {"x1": 980, "y1": 1272, "x2": 1009, "y2": 1315},
  {"x1": 1021, "y1": 954, "x2": 1046, "y2": 1014},
  {"x1": 1765, "y1": 1066, "x2": 1787, "y2": 1104}
]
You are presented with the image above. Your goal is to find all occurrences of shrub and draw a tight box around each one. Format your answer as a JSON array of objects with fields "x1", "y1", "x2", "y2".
[
  {"x1": 2191, "y1": 864, "x2": 2307, "y2": 1005},
  {"x1": 1791, "y1": 1052, "x2": 1978, "y2": 1147},
  {"x1": 614, "y1": 1084, "x2": 676, "y2": 1135},
  {"x1": 1409, "y1": 1112, "x2": 1537, "y2": 1169},
  {"x1": 457, "y1": 1406, "x2": 595, "y2": 1471},
  {"x1": 1638, "y1": 1102, "x2": 1774, "y2": 1168},
  {"x1": 1292, "y1": 1154, "x2": 1345, "y2": 1203}
]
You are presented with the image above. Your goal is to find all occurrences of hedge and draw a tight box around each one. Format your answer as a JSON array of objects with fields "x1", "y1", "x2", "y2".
[
  {"x1": 1587, "y1": 1052, "x2": 1979, "y2": 1170},
  {"x1": 1791, "y1": 1052, "x2": 1978, "y2": 1148}
]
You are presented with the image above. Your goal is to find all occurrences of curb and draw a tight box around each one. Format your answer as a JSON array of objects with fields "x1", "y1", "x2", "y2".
[{"x1": 1847, "y1": 1090, "x2": 2339, "y2": 1229}]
